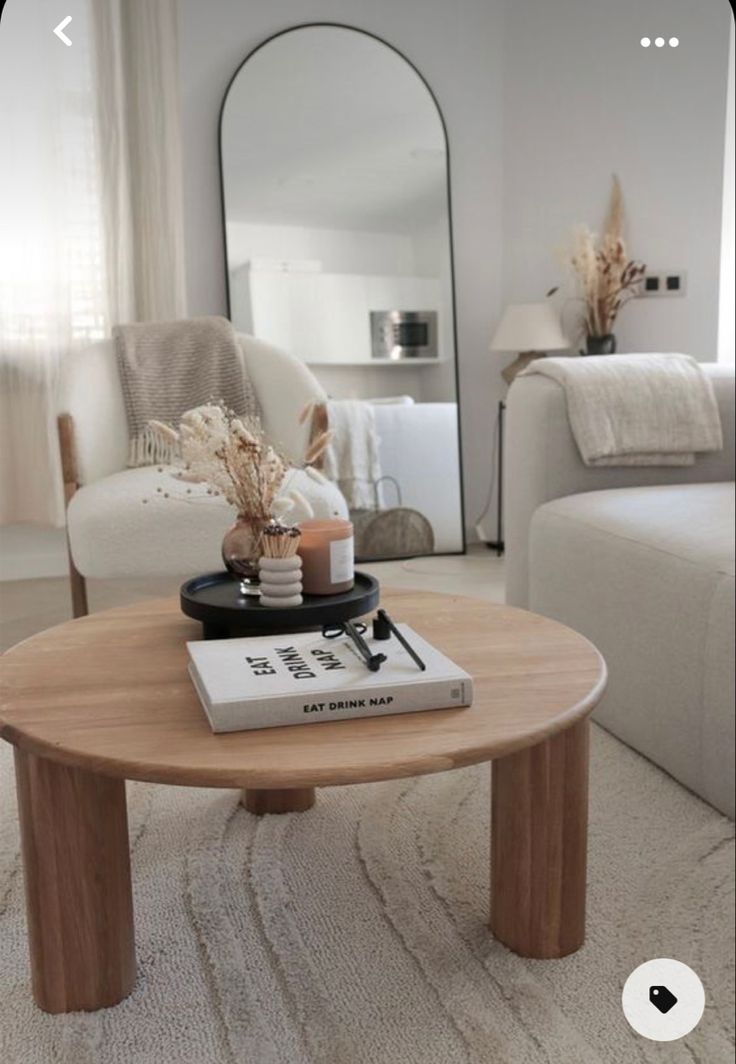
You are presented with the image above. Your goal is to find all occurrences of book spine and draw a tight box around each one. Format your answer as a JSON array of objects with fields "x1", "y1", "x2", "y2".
[{"x1": 205, "y1": 677, "x2": 474, "y2": 733}]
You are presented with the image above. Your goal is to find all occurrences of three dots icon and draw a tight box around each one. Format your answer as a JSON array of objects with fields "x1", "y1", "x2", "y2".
[{"x1": 641, "y1": 37, "x2": 679, "y2": 48}]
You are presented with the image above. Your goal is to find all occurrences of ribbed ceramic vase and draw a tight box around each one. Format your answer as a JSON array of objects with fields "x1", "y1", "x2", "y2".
[{"x1": 258, "y1": 555, "x2": 303, "y2": 608}]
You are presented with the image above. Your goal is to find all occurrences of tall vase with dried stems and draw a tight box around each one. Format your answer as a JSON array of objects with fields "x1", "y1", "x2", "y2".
[{"x1": 563, "y1": 176, "x2": 645, "y2": 355}]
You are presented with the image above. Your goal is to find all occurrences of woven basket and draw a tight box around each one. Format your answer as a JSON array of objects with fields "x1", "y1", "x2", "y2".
[{"x1": 351, "y1": 477, "x2": 435, "y2": 561}]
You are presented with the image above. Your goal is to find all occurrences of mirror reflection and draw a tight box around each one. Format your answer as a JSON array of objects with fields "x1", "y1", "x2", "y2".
[{"x1": 220, "y1": 25, "x2": 464, "y2": 560}]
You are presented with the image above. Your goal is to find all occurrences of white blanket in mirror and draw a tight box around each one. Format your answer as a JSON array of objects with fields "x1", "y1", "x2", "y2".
[
  {"x1": 322, "y1": 398, "x2": 463, "y2": 553},
  {"x1": 322, "y1": 399, "x2": 383, "y2": 509}
]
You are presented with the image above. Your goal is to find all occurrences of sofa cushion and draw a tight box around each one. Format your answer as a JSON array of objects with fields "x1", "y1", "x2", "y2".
[
  {"x1": 68, "y1": 466, "x2": 348, "y2": 579},
  {"x1": 528, "y1": 482, "x2": 735, "y2": 816}
]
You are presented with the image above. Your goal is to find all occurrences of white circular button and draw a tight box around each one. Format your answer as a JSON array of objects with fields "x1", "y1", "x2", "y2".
[
  {"x1": 655, "y1": 37, "x2": 666, "y2": 47},
  {"x1": 669, "y1": 37, "x2": 679, "y2": 47},
  {"x1": 622, "y1": 959, "x2": 705, "y2": 1041},
  {"x1": 640, "y1": 37, "x2": 651, "y2": 47}
]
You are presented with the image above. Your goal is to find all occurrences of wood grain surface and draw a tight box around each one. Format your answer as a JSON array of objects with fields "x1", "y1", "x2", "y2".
[
  {"x1": 241, "y1": 787, "x2": 316, "y2": 814},
  {"x1": 57, "y1": 413, "x2": 88, "y2": 619},
  {"x1": 14, "y1": 748, "x2": 136, "y2": 1012},
  {"x1": 490, "y1": 719, "x2": 590, "y2": 958},
  {"x1": 0, "y1": 590, "x2": 606, "y2": 789}
]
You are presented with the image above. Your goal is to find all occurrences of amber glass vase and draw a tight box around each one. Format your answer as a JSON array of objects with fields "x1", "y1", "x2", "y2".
[{"x1": 221, "y1": 515, "x2": 267, "y2": 595}]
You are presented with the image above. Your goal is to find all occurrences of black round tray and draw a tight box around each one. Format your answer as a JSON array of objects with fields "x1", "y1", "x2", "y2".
[{"x1": 180, "y1": 570, "x2": 380, "y2": 639}]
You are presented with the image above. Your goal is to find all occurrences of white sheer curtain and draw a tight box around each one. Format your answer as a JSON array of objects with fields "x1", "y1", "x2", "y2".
[
  {"x1": 0, "y1": 1, "x2": 105, "y2": 525},
  {"x1": 0, "y1": 0, "x2": 186, "y2": 527},
  {"x1": 91, "y1": 0, "x2": 187, "y2": 325}
]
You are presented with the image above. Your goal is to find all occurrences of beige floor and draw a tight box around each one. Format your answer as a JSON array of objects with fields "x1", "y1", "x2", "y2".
[{"x1": 0, "y1": 546, "x2": 505, "y2": 652}]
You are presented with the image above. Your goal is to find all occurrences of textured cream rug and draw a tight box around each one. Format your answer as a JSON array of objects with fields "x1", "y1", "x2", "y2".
[{"x1": 0, "y1": 727, "x2": 733, "y2": 1064}]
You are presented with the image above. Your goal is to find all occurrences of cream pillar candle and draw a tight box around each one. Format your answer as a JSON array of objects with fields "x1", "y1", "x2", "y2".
[{"x1": 298, "y1": 519, "x2": 354, "y2": 595}]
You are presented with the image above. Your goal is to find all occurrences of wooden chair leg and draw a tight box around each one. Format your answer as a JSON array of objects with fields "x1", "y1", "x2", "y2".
[
  {"x1": 69, "y1": 556, "x2": 89, "y2": 618},
  {"x1": 58, "y1": 413, "x2": 89, "y2": 618}
]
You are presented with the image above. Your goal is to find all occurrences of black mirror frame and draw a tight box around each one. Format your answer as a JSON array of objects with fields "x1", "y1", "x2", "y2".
[{"x1": 218, "y1": 22, "x2": 466, "y2": 558}]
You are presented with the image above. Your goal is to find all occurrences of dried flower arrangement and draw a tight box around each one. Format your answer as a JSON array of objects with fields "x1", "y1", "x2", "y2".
[
  {"x1": 148, "y1": 403, "x2": 333, "y2": 522},
  {"x1": 146, "y1": 402, "x2": 334, "y2": 587},
  {"x1": 561, "y1": 176, "x2": 646, "y2": 349}
]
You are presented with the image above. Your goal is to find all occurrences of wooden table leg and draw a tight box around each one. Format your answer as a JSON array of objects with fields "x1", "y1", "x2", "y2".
[
  {"x1": 14, "y1": 749, "x2": 136, "y2": 1013},
  {"x1": 241, "y1": 787, "x2": 316, "y2": 815},
  {"x1": 490, "y1": 719, "x2": 589, "y2": 958}
]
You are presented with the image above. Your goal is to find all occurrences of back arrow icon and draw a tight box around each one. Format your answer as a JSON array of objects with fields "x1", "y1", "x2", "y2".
[{"x1": 53, "y1": 16, "x2": 73, "y2": 46}]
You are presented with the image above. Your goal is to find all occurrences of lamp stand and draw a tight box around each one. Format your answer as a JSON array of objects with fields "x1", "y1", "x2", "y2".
[{"x1": 485, "y1": 400, "x2": 505, "y2": 556}]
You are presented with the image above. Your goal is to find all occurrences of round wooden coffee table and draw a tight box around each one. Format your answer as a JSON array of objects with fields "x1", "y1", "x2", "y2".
[{"x1": 1, "y1": 590, "x2": 606, "y2": 1013}]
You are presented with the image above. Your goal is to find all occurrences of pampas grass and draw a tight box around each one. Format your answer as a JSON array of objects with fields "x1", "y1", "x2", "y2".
[
  {"x1": 562, "y1": 176, "x2": 646, "y2": 342},
  {"x1": 304, "y1": 429, "x2": 334, "y2": 467}
]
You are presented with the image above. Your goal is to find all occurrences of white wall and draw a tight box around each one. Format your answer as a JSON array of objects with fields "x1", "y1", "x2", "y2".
[
  {"x1": 177, "y1": 0, "x2": 505, "y2": 537},
  {"x1": 502, "y1": 0, "x2": 731, "y2": 362},
  {"x1": 226, "y1": 222, "x2": 415, "y2": 275},
  {"x1": 0, "y1": 526, "x2": 67, "y2": 581},
  {"x1": 411, "y1": 216, "x2": 457, "y2": 401}
]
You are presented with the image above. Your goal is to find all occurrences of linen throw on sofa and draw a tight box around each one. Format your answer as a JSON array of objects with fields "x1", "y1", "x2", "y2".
[
  {"x1": 114, "y1": 317, "x2": 261, "y2": 466},
  {"x1": 521, "y1": 353, "x2": 723, "y2": 466}
]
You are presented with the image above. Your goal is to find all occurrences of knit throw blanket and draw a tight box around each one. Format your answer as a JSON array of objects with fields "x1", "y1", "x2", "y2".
[
  {"x1": 114, "y1": 317, "x2": 261, "y2": 467},
  {"x1": 521, "y1": 353, "x2": 723, "y2": 466},
  {"x1": 321, "y1": 399, "x2": 383, "y2": 509}
]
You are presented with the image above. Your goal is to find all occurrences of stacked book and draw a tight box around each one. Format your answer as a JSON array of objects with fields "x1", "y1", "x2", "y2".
[{"x1": 188, "y1": 624, "x2": 473, "y2": 733}]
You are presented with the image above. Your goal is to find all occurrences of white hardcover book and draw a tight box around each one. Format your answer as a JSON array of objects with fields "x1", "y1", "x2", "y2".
[{"x1": 187, "y1": 625, "x2": 473, "y2": 733}]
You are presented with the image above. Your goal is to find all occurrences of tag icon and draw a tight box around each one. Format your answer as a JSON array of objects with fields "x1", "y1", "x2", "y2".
[
  {"x1": 649, "y1": 985, "x2": 678, "y2": 1014},
  {"x1": 623, "y1": 959, "x2": 704, "y2": 1041}
]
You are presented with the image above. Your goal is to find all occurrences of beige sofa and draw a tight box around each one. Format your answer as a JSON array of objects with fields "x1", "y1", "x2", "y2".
[{"x1": 505, "y1": 364, "x2": 735, "y2": 817}]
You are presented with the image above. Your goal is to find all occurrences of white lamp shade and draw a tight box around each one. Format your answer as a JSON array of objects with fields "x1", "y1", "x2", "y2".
[{"x1": 490, "y1": 302, "x2": 569, "y2": 352}]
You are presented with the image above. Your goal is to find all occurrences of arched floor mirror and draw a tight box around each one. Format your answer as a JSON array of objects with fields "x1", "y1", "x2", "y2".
[{"x1": 220, "y1": 24, "x2": 464, "y2": 561}]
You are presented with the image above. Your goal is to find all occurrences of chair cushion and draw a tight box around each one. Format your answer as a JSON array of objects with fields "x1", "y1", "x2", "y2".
[
  {"x1": 68, "y1": 466, "x2": 348, "y2": 579},
  {"x1": 529, "y1": 482, "x2": 735, "y2": 816}
]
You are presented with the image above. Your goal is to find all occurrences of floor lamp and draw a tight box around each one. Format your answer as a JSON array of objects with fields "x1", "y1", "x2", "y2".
[
  {"x1": 484, "y1": 399, "x2": 506, "y2": 555},
  {"x1": 484, "y1": 301, "x2": 570, "y2": 555}
]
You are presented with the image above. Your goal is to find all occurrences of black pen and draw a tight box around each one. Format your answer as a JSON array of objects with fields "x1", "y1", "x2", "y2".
[{"x1": 376, "y1": 609, "x2": 426, "y2": 671}]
